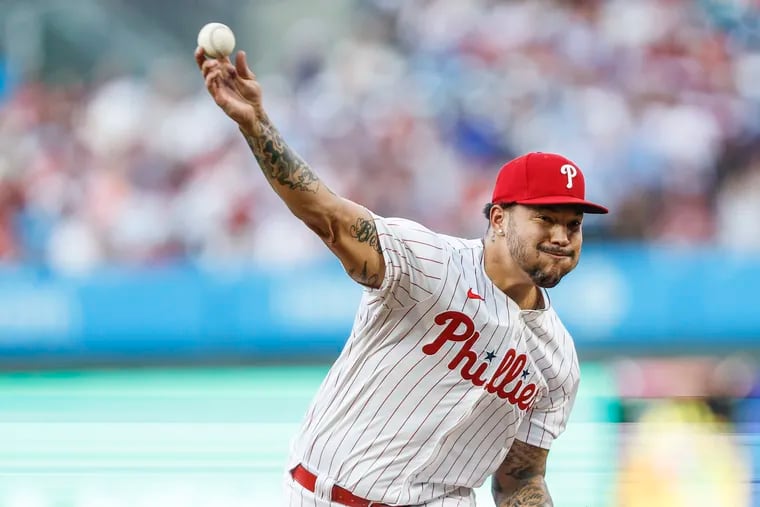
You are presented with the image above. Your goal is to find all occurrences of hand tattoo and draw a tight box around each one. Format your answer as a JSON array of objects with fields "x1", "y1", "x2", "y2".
[
  {"x1": 350, "y1": 217, "x2": 381, "y2": 254},
  {"x1": 243, "y1": 118, "x2": 319, "y2": 193}
]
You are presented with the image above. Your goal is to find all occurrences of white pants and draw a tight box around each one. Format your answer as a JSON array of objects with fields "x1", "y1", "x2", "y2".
[{"x1": 283, "y1": 471, "x2": 476, "y2": 507}]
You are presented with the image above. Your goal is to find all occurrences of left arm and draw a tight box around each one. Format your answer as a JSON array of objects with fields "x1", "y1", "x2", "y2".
[{"x1": 492, "y1": 439, "x2": 552, "y2": 507}]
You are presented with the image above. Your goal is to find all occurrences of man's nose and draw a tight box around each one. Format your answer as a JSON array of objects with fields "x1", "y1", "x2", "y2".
[{"x1": 550, "y1": 225, "x2": 571, "y2": 246}]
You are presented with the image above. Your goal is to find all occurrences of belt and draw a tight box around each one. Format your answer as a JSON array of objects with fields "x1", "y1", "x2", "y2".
[{"x1": 291, "y1": 464, "x2": 402, "y2": 507}]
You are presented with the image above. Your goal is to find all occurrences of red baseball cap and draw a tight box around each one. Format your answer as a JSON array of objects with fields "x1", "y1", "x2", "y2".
[{"x1": 491, "y1": 152, "x2": 608, "y2": 214}]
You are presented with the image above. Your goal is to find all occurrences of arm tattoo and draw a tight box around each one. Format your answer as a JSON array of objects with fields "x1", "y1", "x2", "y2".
[
  {"x1": 350, "y1": 217, "x2": 381, "y2": 254},
  {"x1": 348, "y1": 261, "x2": 380, "y2": 287},
  {"x1": 243, "y1": 119, "x2": 320, "y2": 193},
  {"x1": 501, "y1": 440, "x2": 547, "y2": 479},
  {"x1": 494, "y1": 440, "x2": 552, "y2": 507},
  {"x1": 499, "y1": 477, "x2": 552, "y2": 507}
]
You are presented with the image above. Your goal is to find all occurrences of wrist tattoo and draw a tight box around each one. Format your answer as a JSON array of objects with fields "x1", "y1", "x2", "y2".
[
  {"x1": 350, "y1": 217, "x2": 381, "y2": 254},
  {"x1": 243, "y1": 119, "x2": 320, "y2": 193}
]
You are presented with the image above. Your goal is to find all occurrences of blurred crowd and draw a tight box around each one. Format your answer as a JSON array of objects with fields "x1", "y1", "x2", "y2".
[{"x1": 3, "y1": 0, "x2": 760, "y2": 273}]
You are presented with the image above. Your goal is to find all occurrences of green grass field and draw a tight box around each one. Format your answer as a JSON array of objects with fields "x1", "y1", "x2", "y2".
[{"x1": 0, "y1": 365, "x2": 617, "y2": 506}]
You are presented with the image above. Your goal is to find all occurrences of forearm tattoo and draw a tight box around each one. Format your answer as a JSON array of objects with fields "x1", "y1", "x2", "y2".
[
  {"x1": 498, "y1": 477, "x2": 552, "y2": 507},
  {"x1": 501, "y1": 441, "x2": 547, "y2": 479},
  {"x1": 493, "y1": 441, "x2": 552, "y2": 506},
  {"x1": 350, "y1": 217, "x2": 381, "y2": 254},
  {"x1": 243, "y1": 118, "x2": 320, "y2": 193}
]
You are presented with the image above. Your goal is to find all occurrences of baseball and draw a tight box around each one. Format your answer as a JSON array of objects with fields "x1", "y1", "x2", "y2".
[{"x1": 197, "y1": 22, "x2": 236, "y2": 58}]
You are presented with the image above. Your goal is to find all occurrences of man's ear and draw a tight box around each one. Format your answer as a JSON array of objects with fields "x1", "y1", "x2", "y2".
[{"x1": 490, "y1": 204, "x2": 506, "y2": 231}]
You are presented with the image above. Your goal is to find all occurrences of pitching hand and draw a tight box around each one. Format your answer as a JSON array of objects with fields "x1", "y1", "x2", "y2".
[{"x1": 195, "y1": 47, "x2": 264, "y2": 135}]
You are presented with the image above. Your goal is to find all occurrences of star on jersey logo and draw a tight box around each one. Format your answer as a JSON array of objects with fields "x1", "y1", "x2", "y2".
[
  {"x1": 485, "y1": 351, "x2": 497, "y2": 362},
  {"x1": 521, "y1": 368, "x2": 530, "y2": 380}
]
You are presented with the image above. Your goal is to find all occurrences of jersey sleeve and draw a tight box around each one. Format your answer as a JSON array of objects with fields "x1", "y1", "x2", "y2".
[
  {"x1": 369, "y1": 216, "x2": 447, "y2": 308},
  {"x1": 514, "y1": 374, "x2": 579, "y2": 450}
]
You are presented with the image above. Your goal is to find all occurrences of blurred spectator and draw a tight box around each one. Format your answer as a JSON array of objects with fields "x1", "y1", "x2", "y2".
[
  {"x1": 614, "y1": 356, "x2": 756, "y2": 507},
  {"x1": 616, "y1": 398, "x2": 751, "y2": 507},
  {"x1": 2, "y1": 0, "x2": 760, "y2": 273}
]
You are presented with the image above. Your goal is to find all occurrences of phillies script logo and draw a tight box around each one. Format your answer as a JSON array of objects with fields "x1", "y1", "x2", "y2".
[{"x1": 422, "y1": 311, "x2": 539, "y2": 410}]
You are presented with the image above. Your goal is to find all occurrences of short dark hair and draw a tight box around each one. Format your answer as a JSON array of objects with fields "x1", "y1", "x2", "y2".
[{"x1": 483, "y1": 202, "x2": 514, "y2": 220}]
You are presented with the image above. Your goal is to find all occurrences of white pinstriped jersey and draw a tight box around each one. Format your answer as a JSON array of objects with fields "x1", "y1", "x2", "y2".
[{"x1": 288, "y1": 216, "x2": 580, "y2": 506}]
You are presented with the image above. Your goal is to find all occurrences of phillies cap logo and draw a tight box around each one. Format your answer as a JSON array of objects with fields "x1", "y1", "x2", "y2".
[{"x1": 560, "y1": 164, "x2": 577, "y2": 189}]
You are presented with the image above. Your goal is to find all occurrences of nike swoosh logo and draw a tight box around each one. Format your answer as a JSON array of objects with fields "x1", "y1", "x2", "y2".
[{"x1": 467, "y1": 288, "x2": 485, "y2": 301}]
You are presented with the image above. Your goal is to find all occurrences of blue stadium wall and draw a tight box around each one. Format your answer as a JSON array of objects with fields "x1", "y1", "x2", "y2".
[{"x1": 0, "y1": 244, "x2": 758, "y2": 366}]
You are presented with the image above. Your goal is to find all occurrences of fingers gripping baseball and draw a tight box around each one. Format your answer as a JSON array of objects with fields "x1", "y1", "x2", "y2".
[
  {"x1": 235, "y1": 51, "x2": 255, "y2": 80},
  {"x1": 195, "y1": 47, "x2": 263, "y2": 132},
  {"x1": 231, "y1": 53, "x2": 261, "y2": 103}
]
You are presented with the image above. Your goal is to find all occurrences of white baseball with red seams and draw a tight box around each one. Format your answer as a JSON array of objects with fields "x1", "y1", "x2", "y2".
[
  {"x1": 197, "y1": 22, "x2": 236, "y2": 58},
  {"x1": 285, "y1": 216, "x2": 580, "y2": 507}
]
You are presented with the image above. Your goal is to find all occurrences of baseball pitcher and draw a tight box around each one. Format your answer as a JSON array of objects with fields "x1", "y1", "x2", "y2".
[{"x1": 196, "y1": 47, "x2": 608, "y2": 507}]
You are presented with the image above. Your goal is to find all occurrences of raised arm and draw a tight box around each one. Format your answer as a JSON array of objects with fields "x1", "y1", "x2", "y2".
[
  {"x1": 492, "y1": 439, "x2": 553, "y2": 507},
  {"x1": 195, "y1": 47, "x2": 384, "y2": 288}
]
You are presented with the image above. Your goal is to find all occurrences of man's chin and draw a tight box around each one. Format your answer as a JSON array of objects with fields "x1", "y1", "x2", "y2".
[
  {"x1": 529, "y1": 269, "x2": 565, "y2": 288},
  {"x1": 535, "y1": 277, "x2": 561, "y2": 289}
]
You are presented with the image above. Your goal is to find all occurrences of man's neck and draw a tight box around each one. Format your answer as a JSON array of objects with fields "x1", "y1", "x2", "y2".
[{"x1": 484, "y1": 243, "x2": 542, "y2": 311}]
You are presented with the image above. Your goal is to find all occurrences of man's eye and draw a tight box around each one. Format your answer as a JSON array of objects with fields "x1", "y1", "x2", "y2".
[
  {"x1": 537, "y1": 215, "x2": 550, "y2": 222},
  {"x1": 570, "y1": 221, "x2": 582, "y2": 229}
]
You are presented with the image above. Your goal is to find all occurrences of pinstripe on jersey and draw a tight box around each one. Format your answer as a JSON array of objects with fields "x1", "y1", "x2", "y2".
[{"x1": 288, "y1": 216, "x2": 580, "y2": 506}]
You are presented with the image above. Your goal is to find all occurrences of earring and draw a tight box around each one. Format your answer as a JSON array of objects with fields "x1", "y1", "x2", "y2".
[{"x1": 496, "y1": 229, "x2": 505, "y2": 236}]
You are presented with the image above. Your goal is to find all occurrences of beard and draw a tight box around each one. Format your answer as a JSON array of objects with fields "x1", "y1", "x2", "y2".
[{"x1": 506, "y1": 216, "x2": 578, "y2": 288}]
